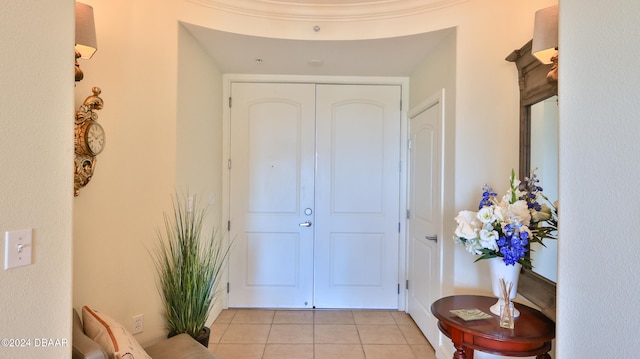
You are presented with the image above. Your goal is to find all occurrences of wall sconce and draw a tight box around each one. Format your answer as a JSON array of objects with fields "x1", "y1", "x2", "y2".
[
  {"x1": 75, "y1": 2, "x2": 97, "y2": 82},
  {"x1": 532, "y1": 4, "x2": 558, "y2": 83},
  {"x1": 74, "y1": 2, "x2": 105, "y2": 196}
]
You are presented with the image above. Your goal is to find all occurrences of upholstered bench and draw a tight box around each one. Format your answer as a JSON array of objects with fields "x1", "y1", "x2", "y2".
[{"x1": 73, "y1": 306, "x2": 220, "y2": 359}]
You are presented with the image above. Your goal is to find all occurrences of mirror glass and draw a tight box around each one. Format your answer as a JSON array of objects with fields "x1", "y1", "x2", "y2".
[{"x1": 528, "y1": 95, "x2": 558, "y2": 282}]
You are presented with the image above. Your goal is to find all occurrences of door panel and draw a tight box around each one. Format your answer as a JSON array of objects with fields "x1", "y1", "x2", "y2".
[
  {"x1": 247, "y1": 107, "x2": 301, "y2": 213},
  {"x1": 331, "y1": 103, "x2": 385, "y2": 214},
  {"x1": 407, "y1": 94, "x2": 443, "y2": 345},
  {"x1": 228, "y1": 82, "x2": 316, "y2": 308},
  {"x1": 314, "y1": 84, "x2": 401, "y2": 308}
]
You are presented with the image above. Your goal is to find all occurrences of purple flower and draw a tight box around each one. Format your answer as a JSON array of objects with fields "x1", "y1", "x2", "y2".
[
  {"x1": 497, "y1": 220, "x2": 529, "y2": 266},
  {"x1": 519, "y1": 172, "x2": 543, "y2": 211},
  {"x1": 479, "y1": 184, "x2": 497, "y2": 209}
]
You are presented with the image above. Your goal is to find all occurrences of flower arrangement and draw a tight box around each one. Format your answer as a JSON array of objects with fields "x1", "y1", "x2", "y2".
[{"x1": 454, "y1": 169, "x2": 557, "y2": 268}]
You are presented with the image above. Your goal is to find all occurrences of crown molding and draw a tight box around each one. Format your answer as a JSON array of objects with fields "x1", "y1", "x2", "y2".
[{"x1": 186, "y1": 0, "x2": 469, "y2": 21}]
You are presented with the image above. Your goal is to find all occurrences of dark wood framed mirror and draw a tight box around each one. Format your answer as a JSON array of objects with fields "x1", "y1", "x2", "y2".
[{"x1": 506, "y1": 40, "x2": 557, "y2": 321}]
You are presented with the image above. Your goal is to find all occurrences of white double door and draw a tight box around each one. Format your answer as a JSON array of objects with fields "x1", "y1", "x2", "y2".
[{"x1": 228, "y1": 82, "x2": 401, "y2": 308}]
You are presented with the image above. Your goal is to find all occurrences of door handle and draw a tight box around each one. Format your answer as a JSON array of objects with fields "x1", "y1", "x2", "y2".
[
  {"x1": 425, "y1": 235, "x2": 438, "y2": 243},
  {"x1": 299, "y1": 221, "x2": 312, "y2": 227}
]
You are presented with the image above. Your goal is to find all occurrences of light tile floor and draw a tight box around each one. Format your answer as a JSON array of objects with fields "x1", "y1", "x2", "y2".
[{"x1": 208, "y1": 309, "x2": 436, "y2": 359}]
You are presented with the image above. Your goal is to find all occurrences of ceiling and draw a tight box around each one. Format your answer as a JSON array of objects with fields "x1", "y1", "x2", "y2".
[
  {"x1": 182, "y1": 24, "x2": 454, "y2": 76},
  {"x1": 181, "y1": 0, "x2": 460, "y2": 76}
]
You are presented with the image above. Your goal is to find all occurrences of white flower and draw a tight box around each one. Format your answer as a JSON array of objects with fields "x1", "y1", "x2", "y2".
[
  {"x1": 512, "y1": 177, "x2": 521, "y2": 189},
  {"x1": 531, "y1": 204, "x2": 552, "y2": 222},
  {"x1": 477, "y1": 206, "x2": 496, "y2": 224},
  {"x1": 507, "y1": 200, "x2": 532, "y2": 226},
  {"x1": 463, "y1": 237, "x2": 484, "y2": 255},
  {"x1": 506, "y1": 176, "x2": 525, "y2": 203},
  {"x1": 453, "y1": 236, "x2": 465, "y2": 247},
  {"x1": 479, "y1": 227, "x2": 499, "y2": 251},
  {"x1": 454, "y1": 210, "x2": 481, "y2": 240},
  {"x1": 497, "y1": 199, "x2": 531, "y2": 227},
  {"x1": 493, "y1": 205, "x2": 506, "y2": 222}
]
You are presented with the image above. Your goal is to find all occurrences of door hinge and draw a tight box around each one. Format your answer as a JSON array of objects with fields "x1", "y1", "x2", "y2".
[
  {"x1": 227, "y1": 220, "x2": 231, "y2": 231},
  {"x1": 397, "y1": 283, "x2": 400, "y2": 294},
  {"x1": 406, "y1": 209, "x2": 410, "y2": 219},
  {"x1": 226, "y1": 282, "x2": 230, "y2": 293},
  {"x1": 400, "y1": 99, "x2": 402, "y2": 111},
  {"x1": 408, "y1": 139, "x2": 412, "y2": 150},
  {"x1": 406, "y1": 279, "x2": 409, "y2": 290},
  {"x1": 228, "y1": 159, "x2": 232, "y2": 169},
  {"x1": 398, "y1": 222, "x2": 401, "y2": 233},
  {"x1": 228, "y1": 97, "x2": 232, "y2": 108}
]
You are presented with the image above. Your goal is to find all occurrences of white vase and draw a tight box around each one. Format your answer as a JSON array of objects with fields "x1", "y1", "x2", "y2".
[{"x1": 488, "y1": 257, "x2": 522, "y2": 317}]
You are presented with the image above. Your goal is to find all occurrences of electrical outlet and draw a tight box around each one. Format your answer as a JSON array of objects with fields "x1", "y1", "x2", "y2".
[{"x1": 132, "y1": 314, "x2": 144, "y2": 334}]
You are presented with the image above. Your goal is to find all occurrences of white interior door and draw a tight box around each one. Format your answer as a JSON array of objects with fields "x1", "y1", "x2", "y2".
[
  {"x1": 407, "y1": 92, "x2": 443, "y2": 346},
  {"x1": 228, "y1": 82, "x2": 401, "y2": 309},
  {"x1": 314, "y1": 84, "x2": 401, "y2": 309},
  {"x1": 228, "y1": 82, "x2": 316, "y2": 308}
]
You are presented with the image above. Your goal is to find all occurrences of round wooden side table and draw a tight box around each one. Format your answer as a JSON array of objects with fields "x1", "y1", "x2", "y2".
[{"x1": 431, "y1": 295, "x2": 555, "y2": 359}]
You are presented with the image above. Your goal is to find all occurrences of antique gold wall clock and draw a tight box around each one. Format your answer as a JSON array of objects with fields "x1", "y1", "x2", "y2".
[{"x1": 74, "y1": 87, "x2": 105, "y2": 196}]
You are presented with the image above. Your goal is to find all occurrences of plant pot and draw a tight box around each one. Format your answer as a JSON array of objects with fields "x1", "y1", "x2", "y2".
[
  {"x1": 168, "y1": 326, "x2": 211, "y2": 347},
  {"x1": 195, "y1": 326, "x2": 211, "y2": 347},
  {"x1": 488, "y1": 257, "x2": 522, "y2": 317}
]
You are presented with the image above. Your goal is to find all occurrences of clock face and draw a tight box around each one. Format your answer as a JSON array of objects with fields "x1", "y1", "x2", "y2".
[{"x1": 85, "y1": 122, "x2": 105, "y2": 155}]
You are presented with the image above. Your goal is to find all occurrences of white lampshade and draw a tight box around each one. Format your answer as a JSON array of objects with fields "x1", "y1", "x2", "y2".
[
  {"x1": 532, "y1": 4, "x2": 558, "y2": 64},
  {"x1": 76, "y1": 2, "x2": 97, "y2": 59}
]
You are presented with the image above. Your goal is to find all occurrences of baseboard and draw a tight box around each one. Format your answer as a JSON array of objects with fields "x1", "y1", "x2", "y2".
[{"x1": 436, "y1": 342, "x2": 453, "y2": 359}]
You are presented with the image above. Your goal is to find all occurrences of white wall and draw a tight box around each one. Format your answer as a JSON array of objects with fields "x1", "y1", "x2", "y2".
[
  {"x1": 177, "y1": 23, "x2": 223, "y2": 221},
  {"x1": 0, "y1": 0, "x2": 74, "y2": 357},
  {"x1": 409, "y1": 28, "x2": 457, "y2": 298},
  {"x1": 73, "y1": 0, "x2": 226, "y2": 346},
  {"x1": 176, "y1": 23, "x2": 226, "y2": 321},
  {"x1": 444, "y1": 0, "x2": 556, "y2": 296},
  {"x1": 73, "y1": 0, "x2": 180, "y2": 346},
  {"x1": 558, "y1": 0, "x2": 640, "y2": 357}
]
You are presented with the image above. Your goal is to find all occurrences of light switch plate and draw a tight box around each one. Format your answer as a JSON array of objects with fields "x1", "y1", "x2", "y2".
[{"x1": 5, "y1": 229, "x2": 32, "y2": 270}]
